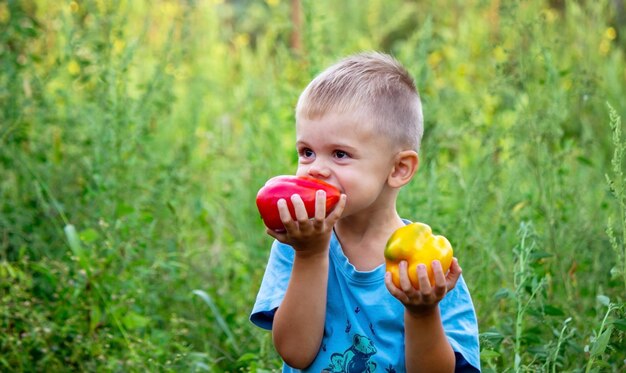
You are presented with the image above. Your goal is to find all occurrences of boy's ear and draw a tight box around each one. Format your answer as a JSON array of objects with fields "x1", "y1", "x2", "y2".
[{"x1": 388, "y1": 150, "x2": 419, "y2": 188}]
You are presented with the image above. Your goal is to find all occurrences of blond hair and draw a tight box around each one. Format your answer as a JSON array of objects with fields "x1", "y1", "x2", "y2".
[{"x1": 295, "y1": 52, "x2": 424, "y2": 152}]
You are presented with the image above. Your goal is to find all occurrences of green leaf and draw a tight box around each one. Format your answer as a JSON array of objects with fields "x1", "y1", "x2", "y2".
[
  {"x1": 0, "y1": 262, "x2": 16, "y2": 279},
  {"x1": 543, "y1": 305, "x2": 565, "y2": 316},
  {"x1": 576, "y1": 156, "x2": 593, "y2": 166},
  {"x1": 480, "y1": 349, "x2": 501, "y2": 360},
  {"x1": 79, "y1": 228, "x2": 100, "y2": 243},
  {"x1": 237, "y1": 352, "x2": 258, "y2": 362},
  {"x1": 529, "y1": 250, "x2": 553, "y2": 261},
  {"x1": 90, "y1": 306, "x2": 102, "y2": 332},
  {"x1": 122, "y1": 311, "x2": 150, "y2": 330},
  {"x1": 64, "y1": 224, "x2": 83, "y2": 256},
  {"x1": 596, "y1": 295, "x2": 611, "y2": 307},
  {"x1": 494, "y1": 288, "x2": 513, "y2": 300},
  {"x1": 611, "y1": 318, "x2": 626, "y2": 331},
  {"x1": 193, "y1": 362, "x2": 210, "y2": 371},
  {"x1": 116, "y1": 203, "x2": 135, "y2": 217},
  {"x1": 590, "y1": 326, "x2": 613, "y2": 357},
  {"x1": 480, "y1": 331, "x2": 505, "y2": 344}
]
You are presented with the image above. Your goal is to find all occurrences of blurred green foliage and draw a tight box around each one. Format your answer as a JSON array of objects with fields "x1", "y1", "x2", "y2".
[{"x1": 1, "y1": 0, "x2": 625, "y2": 371}]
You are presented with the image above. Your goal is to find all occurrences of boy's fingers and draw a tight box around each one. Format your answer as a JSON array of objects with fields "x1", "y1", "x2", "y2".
[
  {"x1": 450, "y1": 257, "x2": 462, "y2": 274},
  {"x1": 311, "y1": 190, "x2": 326, "y2": 231},
  {"x1": 290, "y1": 194, "x2": 309, "y2": 223},
  {"x1": 314, "y1": 190, "x2": 326, "y2": 221},
  {"x1": 277, "y1": 199, "x2": 297, "y2": 231},
  {"x1": 265, "y1": 227, "x2": 286, "y2": 242},
  {"x1": 416, "y1": 264, "x2": 433, "y2": 298},
  {"x1": 399, "y1": 261, "x2": 414, "y2": 292},
  {"x1": 446, "y1": 258, "x2": 462, "y2": 291},
  {"x1": 327, "y1": 194, "x2": 347, "y2": 224},
  {"x1": 384, "y1": 272, "x2": 410, "y2": 303},
  {"x1": 431, "y1": 260, "x2": 447, "y2": 297}
]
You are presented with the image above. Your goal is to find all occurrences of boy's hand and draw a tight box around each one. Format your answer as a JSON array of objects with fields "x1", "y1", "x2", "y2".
[
  {"x1": 384, "y1": 258, "x2": 462, "y2": 316},
  {"x1": 266, "y1": 190, "x2": 347, "y2": 256}
]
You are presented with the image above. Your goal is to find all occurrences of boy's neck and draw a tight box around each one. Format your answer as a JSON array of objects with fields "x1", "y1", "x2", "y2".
[{"x1": 334, "y1": 207, "x2": 406, "y2": 271}]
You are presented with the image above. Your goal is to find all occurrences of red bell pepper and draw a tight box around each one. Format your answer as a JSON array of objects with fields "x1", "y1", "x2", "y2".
[{"x1": 256, "y1": 175, "x2": 341, "y2": 231}]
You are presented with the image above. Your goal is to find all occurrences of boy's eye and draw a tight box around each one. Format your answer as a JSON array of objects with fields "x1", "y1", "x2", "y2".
[
  {"x1": 334, "y1": 150, "x2": 349, "y2": 159},
  {"x1": 300, "y1": 148, "x2": 314, "y2": 158}
]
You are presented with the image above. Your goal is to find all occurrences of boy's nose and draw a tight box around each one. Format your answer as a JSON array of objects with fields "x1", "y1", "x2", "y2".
[{"x1": 306, "y1": 162, "x2": 331, "y2": 179}]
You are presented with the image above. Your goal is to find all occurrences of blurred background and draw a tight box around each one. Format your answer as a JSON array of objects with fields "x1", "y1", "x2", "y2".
[{"x1": 1, "y1": 0, "x2": 625, "y2": 371}]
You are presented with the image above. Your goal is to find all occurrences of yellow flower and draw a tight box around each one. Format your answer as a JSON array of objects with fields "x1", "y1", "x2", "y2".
[
  {"x1": 0, "y1": 3, "x2": 10, "y2": 24},
  {"x1": 160, "y1": 2, "x2": 179, "y2": 17},
  {"x1": 70, "y1": 1, "x2": 79, "y2": 13},
  {"x1": 67, "y1": 60, "x2": 81, "y2": 75},
  {"x1": 542, "y1": 8, "x2": 558, "y2": 23},
  {"x1": 266, "y1": 0, "x2": 280, "y2": 6},
  {"x1": 493, "y1": 46, "x2": 507, "y2": 63},
  {"x1": 561, "y1": 77, "x2": 572, "y2": 91},
  {"x1": 234, "y1": 33, "x2": 250, "y2": 48},
  {"x1": 427, "y1": 51, "x2": 443, "y2": 69},
  {"x1": 95, "y1": 0, "x2": 106, "y2": 13},
  {"x1": 112, "y1": 38, "x2": 125, "y2": 55},
  {"x1": 605, "y1": 27, "x2": 616, "y2": 41}
]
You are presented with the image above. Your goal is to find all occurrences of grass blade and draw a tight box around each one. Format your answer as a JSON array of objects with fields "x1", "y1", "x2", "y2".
[{"x1": 192, "y1": 289, "x2": 241, "y2": 355}]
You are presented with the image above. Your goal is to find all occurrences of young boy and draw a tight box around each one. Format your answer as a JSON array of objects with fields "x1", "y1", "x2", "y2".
[{"x1": 250, "y1": 52, "x2": 480, "y2": 372}]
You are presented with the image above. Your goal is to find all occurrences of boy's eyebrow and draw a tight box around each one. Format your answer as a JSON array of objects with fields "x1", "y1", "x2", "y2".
[
  {"x1": 296, "y1": 140, "x2": 358, "y2": 152},
  {"x1": 295, "y1": 140, "x2": 309, "y2": 149},
  {"x1": 329, "y1": 142, "x2": 358, "y2": 152}
]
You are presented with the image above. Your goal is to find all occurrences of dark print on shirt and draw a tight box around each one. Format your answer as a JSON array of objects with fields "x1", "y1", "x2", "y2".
[{"x1": 324, "y1": 334, "x2": 377, "y2": 373}]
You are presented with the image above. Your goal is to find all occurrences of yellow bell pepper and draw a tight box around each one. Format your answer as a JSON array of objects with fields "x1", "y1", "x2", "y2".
[{"x1": 384, "y1": 222, "x2": 453, "y2": 288}]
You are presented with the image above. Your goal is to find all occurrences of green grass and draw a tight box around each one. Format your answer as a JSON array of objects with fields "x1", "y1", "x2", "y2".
[{"x1": 1, "y1": 0, "x2": 625, "y2": 371}]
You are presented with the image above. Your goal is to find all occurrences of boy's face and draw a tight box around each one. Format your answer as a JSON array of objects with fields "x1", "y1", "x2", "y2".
[{"x1": 295, "y1": 111, "x2": 398, "y2": 218}]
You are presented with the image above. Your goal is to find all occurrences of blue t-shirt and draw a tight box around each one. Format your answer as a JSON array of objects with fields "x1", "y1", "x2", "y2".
[{"x1": 250, "y1": 229, "x2": 481, "y2": 372}]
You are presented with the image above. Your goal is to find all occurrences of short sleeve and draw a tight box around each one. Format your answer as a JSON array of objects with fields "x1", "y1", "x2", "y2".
[
  {"x1": 249, "y1": 240, "x2": 295, "y2": 330},
  {"x1": 440, "y1": 275, "x2": 481, "y2": 371}
]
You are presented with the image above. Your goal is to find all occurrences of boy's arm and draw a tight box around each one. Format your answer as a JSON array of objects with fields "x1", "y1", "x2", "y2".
[
  {"x1": 404, "y1": 306, "x2": 455, "y2": 372},
  {"x1": 266, "y1": 192, "x2": 346, "y2": 368},
  {"x1": 385, "y1": 259, "x2": 462, "y2": 372},
  {"x1": 272, "y1": 249, "x2": 329, "y2": 368}
]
